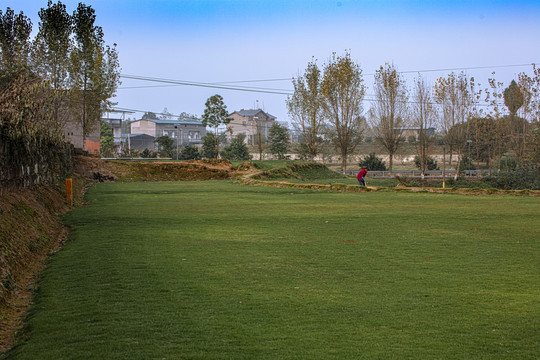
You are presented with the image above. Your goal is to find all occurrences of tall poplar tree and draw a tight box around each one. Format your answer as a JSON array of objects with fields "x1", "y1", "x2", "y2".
[
  {"x1": 0, "y1": 8, "x2": 33, "y2": 73},
  {"x1": 321, "y1": 52, "x2": 366, "y2": 171},
  {"x1": 412, "y1": 75, "x2": 437, "y2": 178},
  {"x1": 369, "y1": 63, "x2": 408, "y2": 174},
  {"x1": 504, "y1": 80, "x2": 526, "y2": 160},
  {"x1": 70, "y1": 3, "x2": 120, "y2": 150},
  {"x1": 287, "y1": 59, "x2": 323, "y2": 161},
  {"x1": 33, "y1": 0, "x2": 72, "y2": 91},
  {"x1": 434, "y1": 72, "x2": 474, "y2": 178}
]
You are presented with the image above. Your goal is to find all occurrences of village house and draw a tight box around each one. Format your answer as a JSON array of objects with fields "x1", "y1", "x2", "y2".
[
  {"x1": 396, "y1": 127, "x2": 436, "y2": 142},
  {"x1": 62, "y1": 110, "x2": 101, "y2": 155},
  {"x1": 227, "y1": 109, "x2": 276, "y2": 145},
  {"x1": 129, "y1": 117, "x2": 207, "y2": 151}
]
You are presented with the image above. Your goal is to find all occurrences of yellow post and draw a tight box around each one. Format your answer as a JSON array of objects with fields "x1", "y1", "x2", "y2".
[{"x1": 66, "y1": 178, "x2": 73, "y2": 206}]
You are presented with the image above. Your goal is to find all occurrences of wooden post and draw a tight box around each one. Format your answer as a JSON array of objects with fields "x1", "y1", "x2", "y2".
[{"x1": 66, "y1": 178, "x2": 73, "y2": 206}]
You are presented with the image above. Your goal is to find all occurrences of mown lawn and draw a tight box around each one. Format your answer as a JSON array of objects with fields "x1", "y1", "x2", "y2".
[{"x1": 4, "y1": 181, "x2": 539, "y2": 359}]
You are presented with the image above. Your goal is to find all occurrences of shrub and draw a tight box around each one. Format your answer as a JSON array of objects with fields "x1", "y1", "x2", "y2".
[
  {"x1": 414, "y1": 155, "x2": 438, "y2": 171},
  {"x1": 140, "y1": 148, "x2": 156, "y2": 158},
  {"x1": 179, "y1": 146, "x2": 201, "y2": 160},
  {"x1": 201, "y1": 133, "x2": 218, "y2": 159},
  {"x1": 459, "y1": 156, "x2": 476, "y2": 172},
  {"x1": 220, "y1": 134, "x2": 251, "y2": 161},
  {"x1": 483, "y1": 165, "x2": 540, "y2": 190},
  {"x1": 154, "y1": 136, "x2": 175, "y2": 158},
  {"x1": 359, "y1": 153, "x2": 387, "y2": 171},
  {"x1": 500, "y1": 157, "x2": 518, "y2": 171}
]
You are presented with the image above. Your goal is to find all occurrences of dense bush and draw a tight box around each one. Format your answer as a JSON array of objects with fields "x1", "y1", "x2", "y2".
[
  {"x1": 201, "y1": 133, "x2": 218, "y2": 159},
  {"x1": 459, "y1": 156, "x2": 476, "y2": 172},
  {"x1": 179, "y1": 145, "x2": 201, "y2": 160},
  {"x1": 483, "y1": 165, "x2": 540, "y2": 190},
  {"x1": 220, "y1": 134, "x2": 251, "y2": 161},
  {"x1": 268, "y1": 122, "x2": 290, "y2": 160},
  {"x1": 499, "y1": 157, "x2": 518, "y2": 171},
  {"x1": 414, "y1": 155, "x2": 438, "y2": 171},
  {"x1": 154, "y1": 135, "x2": 175, "y2": 158},
  {"x1": 140, "y1": 149, "x2": 156, "y2": 158},
  {"x1": 359, "y1": 153, "x2": 387, "y2": 171}
]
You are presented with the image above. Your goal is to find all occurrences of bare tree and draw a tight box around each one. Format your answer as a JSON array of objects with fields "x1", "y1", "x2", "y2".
[
  {"x1": 287, "y1": 59, "x2": 323, "y2": 161},
  {"x1": 434, "y1": 72, "x2": 474, "y2": 179},
  {"x1": 320, "y1": 52, "x2": 366, "y2": 171},
  {"x1": 369, "y1": 63, "x2": 408, "y2": 174},
  {"x1": 412, "y1": 75, "x2": 437, "y2": 178}
]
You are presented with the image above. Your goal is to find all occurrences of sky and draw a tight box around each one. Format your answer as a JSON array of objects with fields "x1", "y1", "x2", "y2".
[{"x1": 9, "y1": 0, "x2": 540, "y2": 125}]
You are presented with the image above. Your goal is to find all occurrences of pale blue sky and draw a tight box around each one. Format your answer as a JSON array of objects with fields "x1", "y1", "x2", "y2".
[{"x1": 9, "y1": 0, "x2": 540, "y2": 123}]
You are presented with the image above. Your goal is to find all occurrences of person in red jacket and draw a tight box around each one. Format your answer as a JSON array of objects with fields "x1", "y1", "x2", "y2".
[{"x1": 357, "y1": 168, "x2": 368, "y2": 186}]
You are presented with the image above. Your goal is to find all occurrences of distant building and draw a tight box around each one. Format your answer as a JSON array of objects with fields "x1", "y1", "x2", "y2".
[
  {"x1": 62, "y1": 110, "x2": 100, "y2": 155},
  {"x1": 227, "y1": 109, "x2": 276, "y2": 145},
  {"x1": 129, "y1": 117, "x2": 206, "y2": 151},
  {"x1": 395, "y1": 127, "x2": 436, "y2": 142},
  {"x1": 128, "y1": 134, "x2": 156, "y2": 152}
]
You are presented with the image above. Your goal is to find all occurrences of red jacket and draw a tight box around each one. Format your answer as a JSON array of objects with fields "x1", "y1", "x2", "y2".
[{"x1": 357, "y1": 169, "x2": 367, "y2": 180}]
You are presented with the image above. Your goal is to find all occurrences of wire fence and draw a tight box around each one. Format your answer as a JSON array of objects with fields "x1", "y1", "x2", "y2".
[{"x1": 342, "y1": 169, "x2": 499, "y2": 178}]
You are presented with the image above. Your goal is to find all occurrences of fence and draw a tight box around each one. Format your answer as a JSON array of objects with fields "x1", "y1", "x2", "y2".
[
  {"x1": 343, "y1": 169, "x2": 499, "y2": 178},
  {"x1": 0, "y1": 138, "x2": 73, "y2": 193}
]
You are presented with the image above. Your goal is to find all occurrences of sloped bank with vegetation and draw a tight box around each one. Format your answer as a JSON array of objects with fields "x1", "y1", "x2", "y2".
[
  {"x1": 0, "y1": 176, "x2": 88, "y2": 352},
  {"x1": 236, "y1": 161, "x2": 540, "y2": 197}
]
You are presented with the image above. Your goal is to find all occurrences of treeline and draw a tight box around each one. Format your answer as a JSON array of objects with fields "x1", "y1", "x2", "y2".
[
  {"x1": 288, "y1": 52, "x2": 540, "y2": 178},
  {"x1": 0, "y1": 2, "x2": 119, "y2": 190}
]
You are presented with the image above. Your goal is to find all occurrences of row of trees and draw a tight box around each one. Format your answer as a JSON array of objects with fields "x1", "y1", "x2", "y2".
[
  {"x1": 1, "y1": 2, "x2": 120, "y2": 148},
  {"x1": 288, "y1": 52, "x2": 540, "y2": 176},
  {"x1": 1, "y1": 2, "x2": 119, "y2": 188}
]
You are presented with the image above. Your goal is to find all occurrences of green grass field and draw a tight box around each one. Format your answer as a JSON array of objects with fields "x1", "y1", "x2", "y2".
[{"x1": 4, "y1": 181, "x2": 539, "y2": 359}]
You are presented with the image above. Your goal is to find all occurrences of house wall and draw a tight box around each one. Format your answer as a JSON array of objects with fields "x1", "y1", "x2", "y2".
[
  {"x1": 130, "y1": 120, "x2": 156, "y2": 136},
  {"x1": 227, "y1": 111, "x2": 274, "y2": 145},
  {"x1": 62, "y1": 116, "x2": 100, "y2": 154},
  {"x1": 155, "y1": 123, "x2": 206, "y2": 145},
  {"x1": 227, "y1": 113, "x2": 252, "y2": 142}
]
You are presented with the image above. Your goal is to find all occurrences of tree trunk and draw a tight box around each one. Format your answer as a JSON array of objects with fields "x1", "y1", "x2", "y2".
[
  {"x1": 454, "y1": 148, "x2": 461, "y2": 180},
  {"x1": 341, "y1": 150, "x2": 347, "y2": 172},
  {"x1": 214, "y1": 128, "x2": 219, "y2": 159}
]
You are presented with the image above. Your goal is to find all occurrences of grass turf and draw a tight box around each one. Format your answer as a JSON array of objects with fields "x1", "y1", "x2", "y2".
[{"x1": 4, "y1": 181, "x2": 539, "y2": 359}]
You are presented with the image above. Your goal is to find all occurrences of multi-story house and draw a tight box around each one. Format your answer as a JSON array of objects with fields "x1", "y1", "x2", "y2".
[
  {"x1": 227, "y1": 109, "x2": 276, "y2": 145},
  {"x1": 129, "y1": 117, "x2": 207, "y2": 151}
]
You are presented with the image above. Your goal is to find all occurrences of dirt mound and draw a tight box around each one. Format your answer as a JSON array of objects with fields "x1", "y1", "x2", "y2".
[
  {"x1": 72, "y1": 155, "x2": 118, "y2": 180},
  {"x1": 111, "y1": 160, "x2": 235, "y2": 182},
  {"x1": 71, "y1": 157, "x2": 245, "y2": 182}
]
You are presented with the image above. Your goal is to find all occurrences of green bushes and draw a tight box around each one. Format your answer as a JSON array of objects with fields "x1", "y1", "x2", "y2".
[
  {"x1": 414, "y1": 155, "x2": 438, "y2": 170},
  {"x1": 358, "y1": 153, "x2": 387, "y2": 171},
  {"x1": 220, "y1": 134, "x2": 251, "y2": 161},
  {"x1": 483, "y1": 165, "x2": 540, "y2": 190},
  {"x1": 179, "y1": 145, "x2": 201, "y2": 160}
]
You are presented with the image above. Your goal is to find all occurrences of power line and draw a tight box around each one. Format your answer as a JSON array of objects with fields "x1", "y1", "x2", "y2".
[
  {"x1": 119, "y1": 74, "x2": 292, "y2": 95},
  {"x1": 363, "y1": 63, "x2": 536, "y2": 76},
  {"x1": 118, "y1": 62, "x2": 537, "y2": 96}
]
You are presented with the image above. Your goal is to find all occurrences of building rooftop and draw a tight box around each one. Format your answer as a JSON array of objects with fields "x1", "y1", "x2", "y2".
[
  {"x1": 134, "y1": 118, "x2": 203, "y2": 126},
  {"x1": 233, "y1": 109, "x2": 277, "y2": 120}
]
